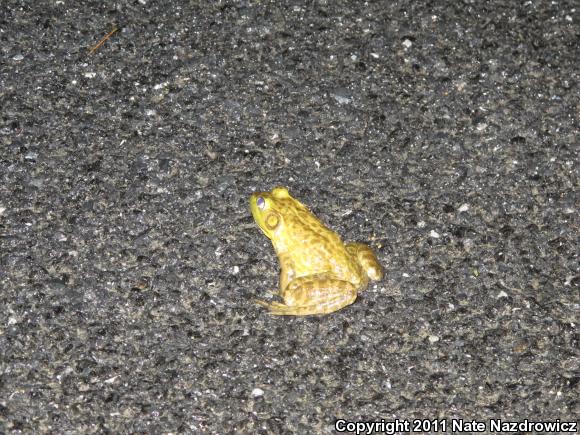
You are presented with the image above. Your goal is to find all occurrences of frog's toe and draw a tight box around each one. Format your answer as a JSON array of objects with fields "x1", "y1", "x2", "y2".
[
  {"x1": 254, "y1": 299, "x2": 291, "y2": 314},
  {"x1": 256, "y1": 300, "x2": 304, "y2": 315}
]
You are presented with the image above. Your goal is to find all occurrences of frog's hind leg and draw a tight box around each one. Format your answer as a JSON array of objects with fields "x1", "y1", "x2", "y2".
[
  {"x1": 255, "y1": 299, "x2": 303, "y2": 315},
  {"x1": 254, "y1": 288, "x2": 283, "y2": 309},
  {"x1": 256, "y1": 293, "x2": 357, "y2": 316},
  {"x1": 256, "y1": 277, "x2": 358, "y2": 316},
  {"x1": 346, "y1": 242, "x2": 383, "y2": 281}
]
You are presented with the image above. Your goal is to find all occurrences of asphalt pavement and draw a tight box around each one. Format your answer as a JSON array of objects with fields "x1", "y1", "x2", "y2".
[{"x1": 1, "y1": 1, "x2": 578, "y2": 433}]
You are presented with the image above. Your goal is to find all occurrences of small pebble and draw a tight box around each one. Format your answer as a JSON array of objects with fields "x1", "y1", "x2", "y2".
[{"x1": 251, "y1": 388, "x2": 264, "y2": 398}]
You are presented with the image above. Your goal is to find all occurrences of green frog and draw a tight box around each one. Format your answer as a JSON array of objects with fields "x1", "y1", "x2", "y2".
[{"x1": 249, "y1": 187, "x2": 383, "y2": 315}]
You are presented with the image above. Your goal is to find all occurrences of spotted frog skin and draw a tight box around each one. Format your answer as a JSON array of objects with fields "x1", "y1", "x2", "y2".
[{"x1": 249, "y1": 186, "x2": 383, "y2": 315}]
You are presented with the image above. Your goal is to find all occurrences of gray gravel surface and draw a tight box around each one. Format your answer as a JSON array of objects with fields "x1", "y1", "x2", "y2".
[{"x1": 1, "y1": 1, "x2": 578, "y2": 433}]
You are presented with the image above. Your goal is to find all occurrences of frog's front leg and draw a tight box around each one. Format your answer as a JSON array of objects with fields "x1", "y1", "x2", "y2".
[
  {"x1": 256, "y1": 274, "x2": 357, "y2": 316},
  {"x1": 278, "y1": 257, "x2": 295, "y2": 295}
]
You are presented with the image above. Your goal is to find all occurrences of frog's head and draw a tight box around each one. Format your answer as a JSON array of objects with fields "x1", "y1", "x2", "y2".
[{"x1": 249, "y1": 186, "x2": 294, "y2": 240}]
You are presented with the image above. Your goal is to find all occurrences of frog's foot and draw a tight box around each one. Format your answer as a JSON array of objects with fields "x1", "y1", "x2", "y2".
[
  {"x1": 254, "y1": 299, "x2": 297, "y2": 314},
  {"x1": 256, "y1": 278, "x2": 358, "y2": 316},
  {"x1": 254, "y1": 289, "x2": 283, "y2": 309},
  {"x1": 346, "y1": 242, "x2": 383, "y2": 281}
]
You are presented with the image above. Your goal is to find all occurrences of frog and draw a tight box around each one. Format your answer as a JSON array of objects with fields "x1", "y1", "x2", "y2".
[{"x1": 249, "y1": 186, "x2": 383, "y2": 315}]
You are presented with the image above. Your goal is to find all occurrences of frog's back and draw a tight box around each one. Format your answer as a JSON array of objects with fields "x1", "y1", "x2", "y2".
[{"x1": 277, "y1": 199, "x2": 364, "y2": 283}]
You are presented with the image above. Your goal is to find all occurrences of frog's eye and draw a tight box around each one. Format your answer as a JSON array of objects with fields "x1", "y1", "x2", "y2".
[{"x1": 256, "y1": 196, "x2": 266, "y2": 210}]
